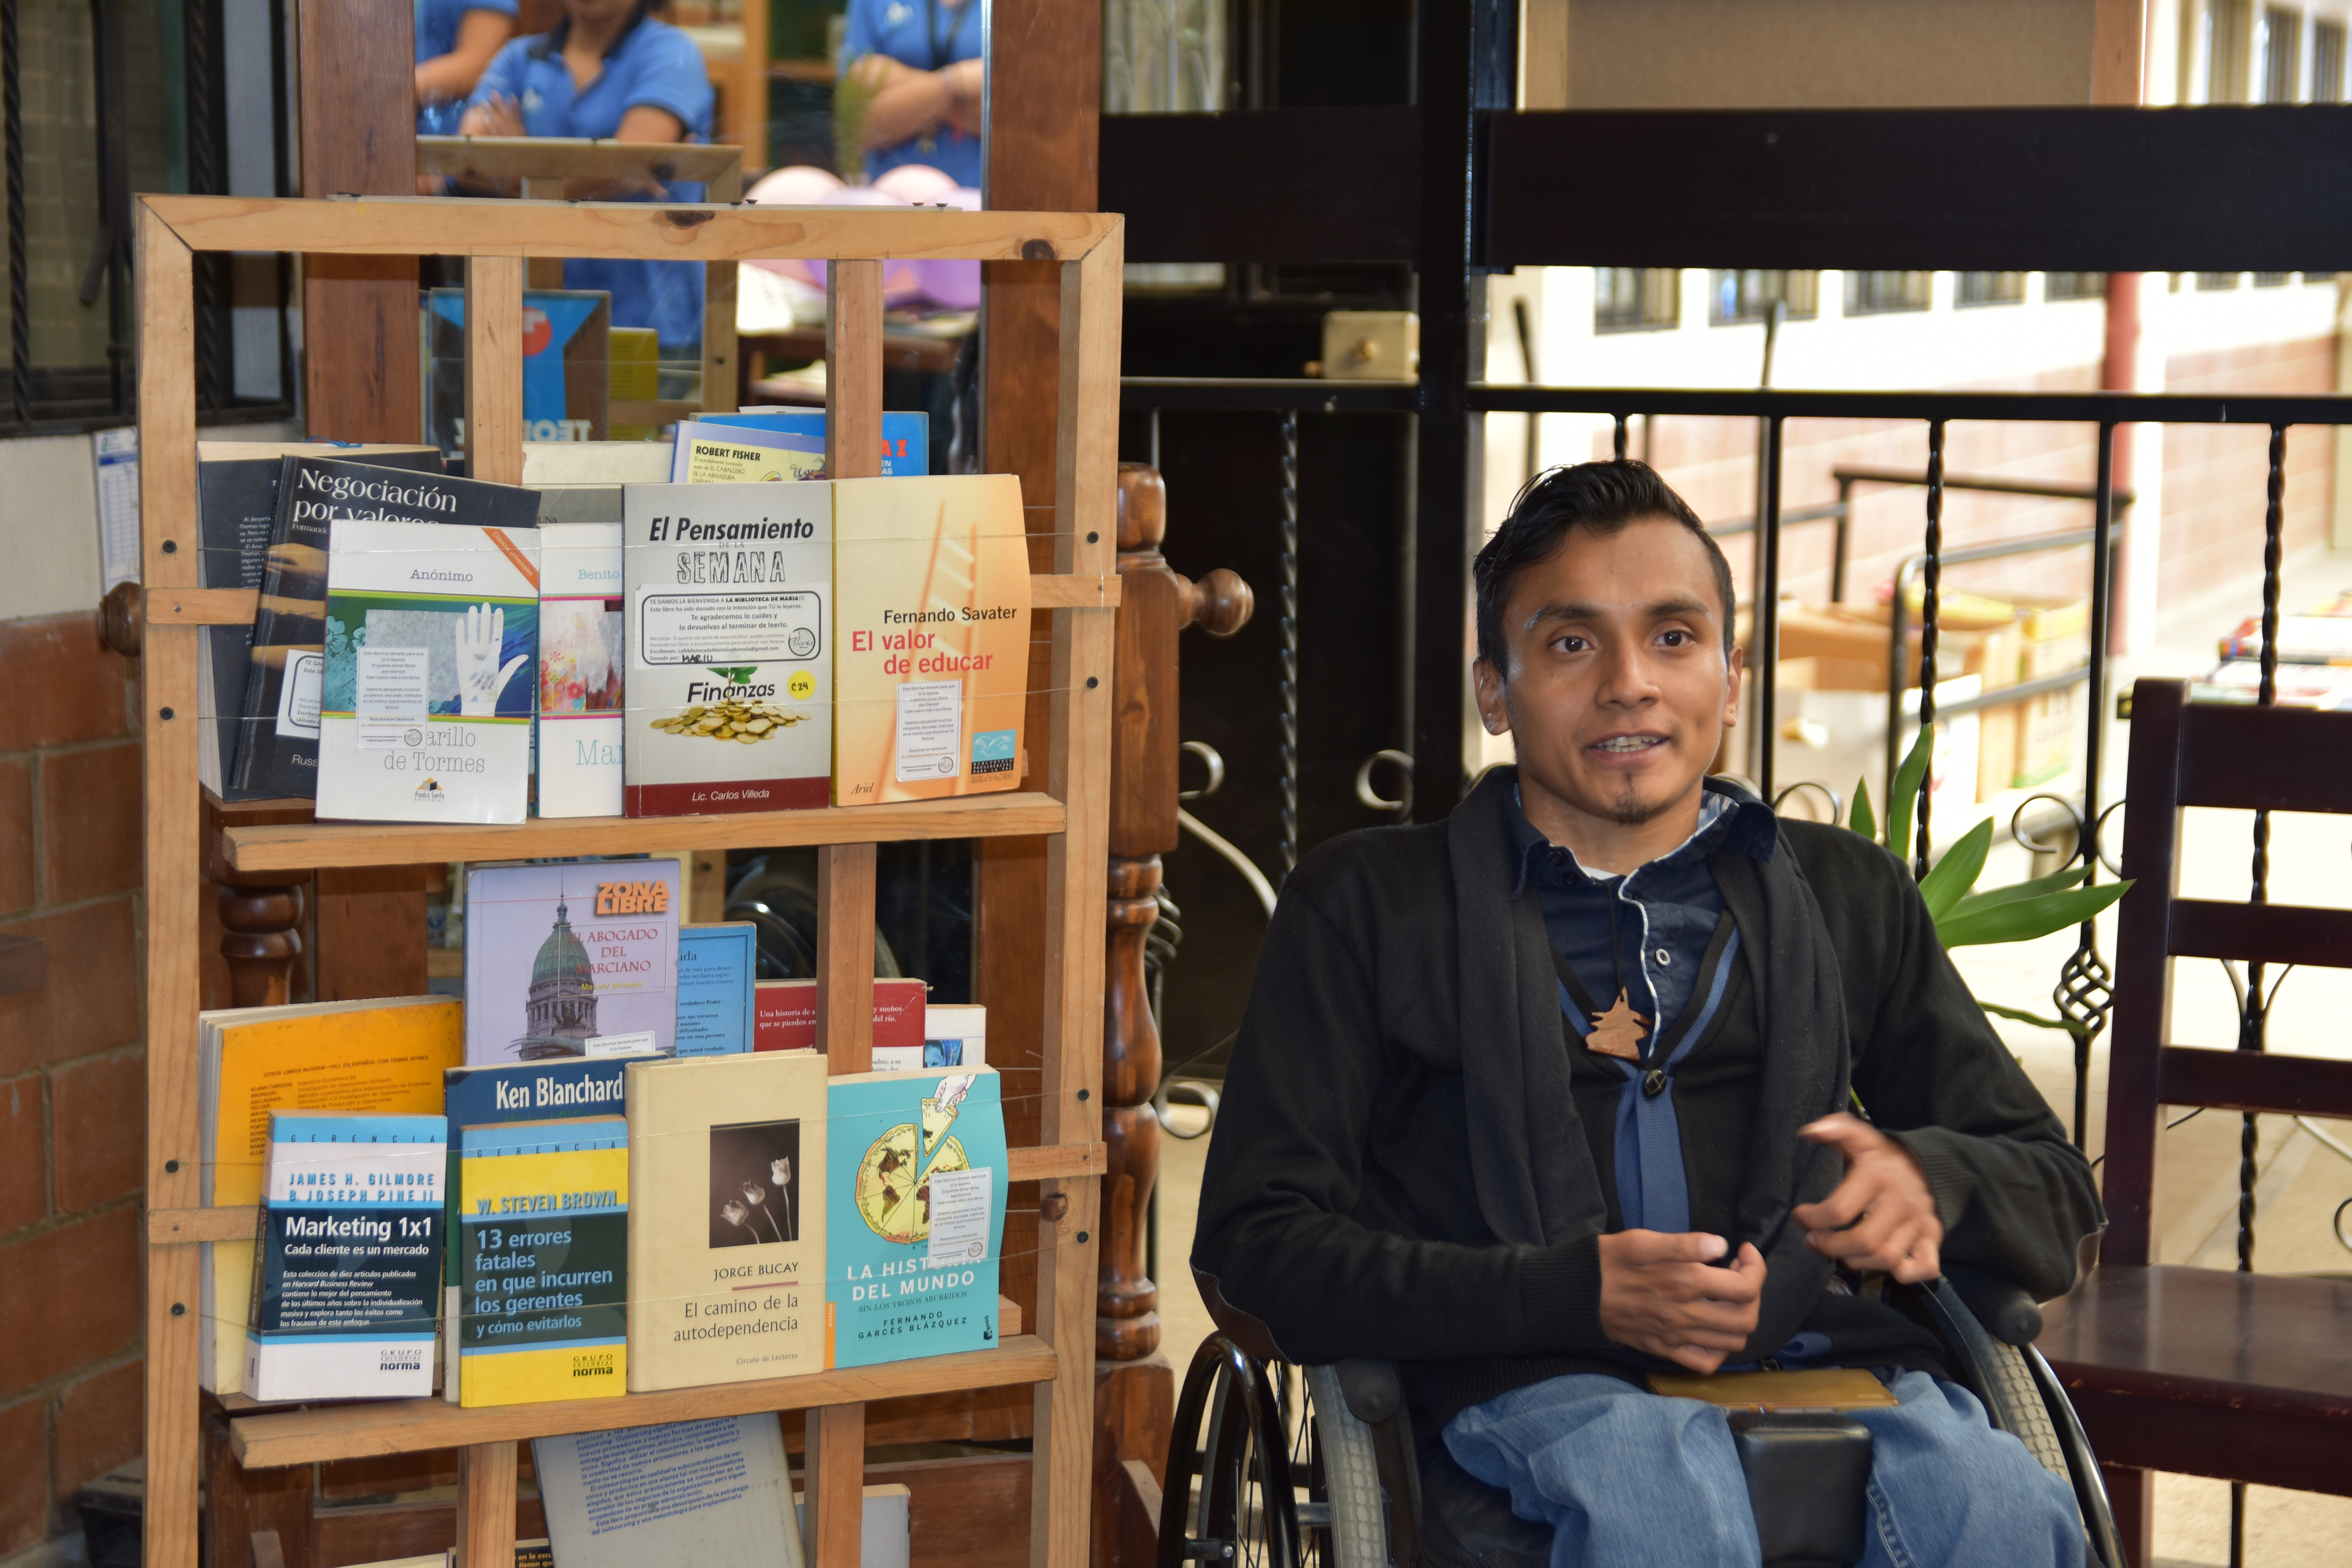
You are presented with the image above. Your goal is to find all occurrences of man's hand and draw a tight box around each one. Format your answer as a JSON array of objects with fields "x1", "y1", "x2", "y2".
[
  {"x1": 1597, "y1": 1230, "x2": 1766, "y2": 1374},
  {"x1": 1791, "y1": 1113, "x2": 1943, "y2": 1284}
]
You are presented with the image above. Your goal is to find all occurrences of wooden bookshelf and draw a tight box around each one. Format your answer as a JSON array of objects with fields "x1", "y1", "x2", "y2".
[
  {"x1": 229, "y1": 1338, "x2": 1062, "y2": 1468},
  {"x1": 136, "y1": 192, "x2": 1122, "y2": 1568}
]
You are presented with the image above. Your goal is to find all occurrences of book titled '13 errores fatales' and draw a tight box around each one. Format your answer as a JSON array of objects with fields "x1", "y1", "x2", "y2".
[
  {"x1": 623, "y1": 483, "x2": 832, "y2": 815},
  {"x1": 454, "y1": 1115, "x2": 629, "y2": 1406}
]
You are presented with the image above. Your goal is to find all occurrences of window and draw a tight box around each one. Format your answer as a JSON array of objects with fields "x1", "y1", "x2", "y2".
[
  {"x1": 2043, "y1": 272, "x2": 2107, "y2": 301},
  {"x1": 1957, "y1": 272, "x2": 2025, "y2": 307},
  {"x1": 2252, "y1": 271, "x2": 2293, "y2": 286},
  {"x1": 2206, "y1": 0, "x2": 2251, "y2": 102},
  {"x1": 2197, "y1": 272, "x2": 2243, "y2": 289},
  {"x1": 1, "y1": 0, "x2": 294, "y2": 433},
  {"x1": 2259, "y1": 5, "x2": 2301, "y2": 101},
  {"x1": 1846, "y1": 270, "x2": 1934, "y2": 316},
  {"x1": 1594, "y1": 268, "x2": 1680, "y2": 333},
  {"x1": 2316, "y1": 20, "x2": 2346, "y2": 98},
  {"x1": 1708, "y1": 269, "x2": 1817, "y2": 325}
]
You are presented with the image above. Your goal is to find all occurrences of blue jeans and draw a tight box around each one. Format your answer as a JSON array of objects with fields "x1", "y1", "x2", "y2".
[{"x1": 1442, "y1": 1370, "x2": 2084, "y2": 1568}]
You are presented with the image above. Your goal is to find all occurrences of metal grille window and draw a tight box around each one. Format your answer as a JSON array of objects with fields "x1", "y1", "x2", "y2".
[
  {"x1": 2198, "y1": 271, "x2": 2244, "y2": 290},
  {"x1": 2, "y1": 0, "x2": 294, "y2": 434},
  {"x1": 2205, "y1": 0, "x2": 2251, "y2": 102},
  {"x1": 2252, "y1": 271, "x2": 2293, "y2": 286},
  {"x1": 1846, "y1": 269, "x2": 1933, "y2": 315},
  {"x1": 2043, "y1": 271, "x2": 2107, "y2": 301},
  {"x1": 1708, "y1": 269, "x2": 1817, "y2": 325},
  {"x1": 2316, "y1": 20, "x2": 2346, "y2": 98},
  {"x1": 2259, "y1": 5, "x2": 2301, "y2": 101},
  {"x1": 1957, "y1": 271, "x2": 2025, "y2": 307},
  {"x1": 1593, "y1": 267, "x2": 1679, "y2": 333}
]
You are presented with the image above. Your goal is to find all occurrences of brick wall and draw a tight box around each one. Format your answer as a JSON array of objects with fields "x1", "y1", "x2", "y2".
[{"x1": 0, "y1": 611, "x2": 146, "y2": 1559}]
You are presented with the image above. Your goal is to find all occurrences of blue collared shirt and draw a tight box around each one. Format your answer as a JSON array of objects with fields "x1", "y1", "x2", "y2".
[
  {"x1": 841, "y1": 0, "x2": 983, "y2": 187},
  {"x1": 1507, "y1": 777, "x2": 1777, "y2": 1060},
  {"x1": 470, "y1": 14, "x2": 716, "y2": 348}
]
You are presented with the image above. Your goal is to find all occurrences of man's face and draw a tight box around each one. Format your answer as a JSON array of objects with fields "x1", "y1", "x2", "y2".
[{"x1": 1473, "y1": 516, "x2": 1742, "y2": 831}]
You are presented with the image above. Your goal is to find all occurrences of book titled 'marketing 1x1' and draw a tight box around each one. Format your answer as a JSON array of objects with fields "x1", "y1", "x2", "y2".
[
  {"x1": 245, "y1": 1111, "x2": 447, "y2": 1402},
  {"x1": 315, "y1": 517, "x2": 541, "y2": 823},
  {"x1": 623, "y1": 482, "x2": 832, "y2": 815}
]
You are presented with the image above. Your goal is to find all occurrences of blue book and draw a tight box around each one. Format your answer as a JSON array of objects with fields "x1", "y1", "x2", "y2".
[
  {"x1": 438, "y1": 1057, "x2": 632, "y2": 1399},
  {"x1": 824, "y1": 1067, "x2": 1006, "y2": 1368},
  {"x1": 245, "y1": 1111, "x2": 447, "y2": 1401},
  {"x1": 675, "y1": 922, "x2": 758, "y2": 1058},
  {"x1": 694, "y1": 409, "x2": 930, "y2": 476}
]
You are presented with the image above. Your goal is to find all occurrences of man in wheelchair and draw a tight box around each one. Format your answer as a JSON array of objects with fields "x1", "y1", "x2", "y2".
[{"x1": 1191, "y1": 461, "x2": 2106, "y2": 1568}]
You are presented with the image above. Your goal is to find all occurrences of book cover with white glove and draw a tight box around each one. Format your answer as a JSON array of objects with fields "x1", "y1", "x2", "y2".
[{"x1": 316, "y1": 518, "x2": 540, "y2": 823}]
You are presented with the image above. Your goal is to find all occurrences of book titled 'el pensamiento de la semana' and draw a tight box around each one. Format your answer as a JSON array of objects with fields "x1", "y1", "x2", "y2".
[{"x1": 245, "y1": 1111, "x2": 447, "y2": 1402}]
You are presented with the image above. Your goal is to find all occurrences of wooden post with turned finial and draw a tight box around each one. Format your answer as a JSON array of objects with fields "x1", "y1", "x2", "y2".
[{"x1": 1095, "y1": 463, "x2": 1252, "y2": 1565}]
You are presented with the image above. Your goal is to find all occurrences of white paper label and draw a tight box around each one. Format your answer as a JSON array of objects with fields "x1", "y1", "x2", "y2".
[
  {"x1": 275, "y1": 652, "x2": 323, "y2": 737},
  {"x1": 637, "y1": 590, "x2": 822, "y2": 666},
  {"x1": 894, "y1": 679, "x2": 963, "y2": 782},
  {"x1": 584, "y1": 1031, "x2": 661, "y2": 1058},
  {"x1": 925, "y1": 1166, "x2": 992, "y2": 1267},
  {"x1": 355, "y1": 646, "x2": 430, "y2": 750}
]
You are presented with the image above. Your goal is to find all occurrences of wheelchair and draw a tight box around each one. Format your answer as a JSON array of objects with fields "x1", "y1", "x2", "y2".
[{"x1": 1159, "y1": 1267, "x2": 2122, "y2": 1568}]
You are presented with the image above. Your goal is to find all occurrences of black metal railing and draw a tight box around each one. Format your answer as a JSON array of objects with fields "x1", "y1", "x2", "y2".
[{"x1": 1123, "y1": 376, "x2": 2336, "y2": 1181}]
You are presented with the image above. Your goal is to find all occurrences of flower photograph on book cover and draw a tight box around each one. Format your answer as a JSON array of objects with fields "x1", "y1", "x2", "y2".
[
  {"x1": 541, "y1": 598, "x2": 623, "y2": 713},
  {"x1": 709, "y1": 1118, "x2": 801, "y2": 1248}
]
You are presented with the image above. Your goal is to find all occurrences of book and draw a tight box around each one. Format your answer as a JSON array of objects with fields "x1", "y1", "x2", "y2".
[
  {"x1": 228, "y1": 456, "x2": 539, "y2": 799},
  {"x1": 824, "y1": 1068, "x2": 1006, "y2": 1368},
  {"x1": 624, "y1": 1051, "x2": 828, "y2": 1392},
  {"x1": 438, "y1": 1056, "x2": 633, "y2": 1400},
  {"x1": 752, "y1": 977, "x2": 925, "y2": 1055},
  {"x1": 537, "y1": 522, "x2": 626, "y2": 818},
  {"x1": 791, "y1": 1486, "x2": 912, "y2": 1568},
  {"x1": 454, "y1": 1114, "x2": 629, "y2": 1406},
  {"x1": 245, "y1": 1110, "x2": 448, "y2": 1402},
  {"x1": 832, "y1": 475, "x2": 1030, "y2": 804},
  {"x1": 918, "y1": 1004, "x2": 987, "y2": 1070},
  {"x1": 669, "y1": 419, "x2": 829, "y2": 484},
  {"x1": 534, "y1": 1414, "x2": 806, "y2": 1568},
  {"x1": 693, "y1": 409, "x2": 929, "y2": 477},
  {"x1": 676, "y1": 922, "x2": 759, "y2": 1057},
  {"x1": 464, "y1": 861, "x2": 681, "y2": 1063},
  {"x1": 1646, "y1": 1367, "x2": 1899, "y2": 1411},
  {"x1": 197, "y1": 996, "x2": 462, "y2": 1396},
  {"x1": 2219, "y1": 613, "x2": 2352, "y2": 664},
  {"x1": 316, "y1": 518, "x2": 541, "y2": 824},
  {"x1": 195, "y1": 443, "x2": 443, "y2": 798},
  {"x1": 622, "y1": 483, "x2": 833, "y2": 815}
]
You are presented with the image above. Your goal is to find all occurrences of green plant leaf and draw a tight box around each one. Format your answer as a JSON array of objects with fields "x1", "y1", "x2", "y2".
[
  {"x1": 1934, "y1": 879, "x2": 2134, "y2": 947},
  {"x1": 1886, "y1": 726, "x2": 1935, "y2": 865},
  {"x1": 1946, "y1": 864, "x2": 2089, "y2": 920},
  {"x1": 1917, "y1": 818, "x2": 1993, "y2": 921},
  {"x1": 1978, "y1": 999, "x2": 2088, "y2": 1038},
  {"x1": 1848, "y1": 777, "x2": 1877, "y2": 842}
]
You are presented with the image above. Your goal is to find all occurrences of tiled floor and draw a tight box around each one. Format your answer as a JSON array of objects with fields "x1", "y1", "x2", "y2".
[{"x1": 1147, "y1": 543, "x2": 2352, "y2": 1565}]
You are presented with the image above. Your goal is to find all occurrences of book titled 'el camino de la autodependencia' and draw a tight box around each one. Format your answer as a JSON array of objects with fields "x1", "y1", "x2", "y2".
[{"x1": 245, "y1": 1111, "x2": 447, "y2": 1402}]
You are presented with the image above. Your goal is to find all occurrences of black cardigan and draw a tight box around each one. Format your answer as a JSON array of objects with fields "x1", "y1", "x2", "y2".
[{"x1": 1191, "y1": 769, "x2": 2103, "y2": 1429}]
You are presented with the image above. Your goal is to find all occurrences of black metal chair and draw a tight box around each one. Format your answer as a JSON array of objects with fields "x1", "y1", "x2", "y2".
[{"x1": 1160, "y1": 1270, "x2": 2121, "y2": 1568}]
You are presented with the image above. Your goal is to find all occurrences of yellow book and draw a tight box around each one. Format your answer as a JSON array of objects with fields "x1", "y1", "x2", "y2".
[
  {"x1": 455, "y1": 1116, "x2": 629, "y2": 1406},
  {"x1": 197, "y1": 996, "x2": 461, "y2": 1395},
  {"x1": 625, "y1": 1052, "x2": 829, "y2": 1392},
  {"x1": 1647, "y1": 1367, "x2": 1898, "y2": 1411},
  {"x1": 832, "y1": 474, "x2": 1031, "y2": 804}
]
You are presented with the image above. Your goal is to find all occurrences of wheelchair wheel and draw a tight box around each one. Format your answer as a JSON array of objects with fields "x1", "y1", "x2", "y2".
[
  {"x1": 1301, "y1": 1365, "x2": 1394, "y2": 1568},
  {"x1": 1163, "y1": 1338, "x2": 1303, "y2": 1568}
]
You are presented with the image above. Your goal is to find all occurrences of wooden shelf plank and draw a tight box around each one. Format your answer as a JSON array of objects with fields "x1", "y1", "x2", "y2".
[
  {"x1": 150, "y1": 1143, "x2": 1100, "y2": 1245},
  {"x1": 221, "y1": 791, "x2": 1067, "y2": 872},
  {"x1": 144, "y1": 194, "x2": 1119, "y2": 266},
  {"x1": 147, "y1": 573, "x2": 1117, "y2": 627},
  {"x1": 229, "y1": 1336, "x2": 1058, "y2": 1468}
]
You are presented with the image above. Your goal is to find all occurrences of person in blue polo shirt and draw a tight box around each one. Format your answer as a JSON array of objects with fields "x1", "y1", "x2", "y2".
[
  {"x1": 841, "y1": 0, "x2": 982, "y2": 189},
  {"x1": 461, "y1": 0, "x2": 715, "y2": 365},
  {"x1": 415, "y1": 0, "x2": 517, "y2": 134}
]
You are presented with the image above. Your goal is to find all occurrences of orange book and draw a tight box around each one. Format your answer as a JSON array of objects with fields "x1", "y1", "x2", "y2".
[{"x1": 832, "y1": 475, "x2": 1030, "y2": 804}]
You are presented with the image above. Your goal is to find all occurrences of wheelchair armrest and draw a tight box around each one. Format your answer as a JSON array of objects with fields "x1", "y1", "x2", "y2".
[
  {"x1": 1942, "y1": 1263, "x2": 2043, "y2": 1348},
  {"x1": 1728, "y1": 1411, "x2": 1873, "y2": 1568},
  {"x1": 1332, "y1": 1357, "x2": 1404, "y2": 1425}
]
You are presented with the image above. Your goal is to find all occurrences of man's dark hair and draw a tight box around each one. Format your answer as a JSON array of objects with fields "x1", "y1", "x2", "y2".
[{"x1": 1473, "y1": 459, "x2": 1736, "y2": 673}]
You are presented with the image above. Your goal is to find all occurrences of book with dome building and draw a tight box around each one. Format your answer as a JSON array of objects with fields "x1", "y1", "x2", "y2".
[{"x1": 463, "y1": 861, "x2": 681, "y2": 1065}]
